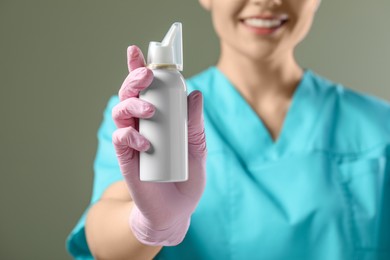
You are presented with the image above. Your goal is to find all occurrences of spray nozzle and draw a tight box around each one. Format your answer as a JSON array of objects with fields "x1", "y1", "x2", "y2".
[{"x1": 147, "y1": 22, "x2": 183, "y2": 71}]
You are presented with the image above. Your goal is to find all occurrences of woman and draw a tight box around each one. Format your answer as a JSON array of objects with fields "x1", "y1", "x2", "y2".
[{"x1": 67, "y1": 0, "x2": 390, "y2": 259}]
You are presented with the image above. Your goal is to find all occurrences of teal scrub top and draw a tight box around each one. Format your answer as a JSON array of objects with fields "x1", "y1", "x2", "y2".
[{"x1": 67, "y1": 67, "x2": 390, "y2": 260}]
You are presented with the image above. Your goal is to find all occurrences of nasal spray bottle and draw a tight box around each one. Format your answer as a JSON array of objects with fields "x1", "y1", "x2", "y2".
[{"x1": 139, "y1": 22, "x2": 188, "y2": 182}]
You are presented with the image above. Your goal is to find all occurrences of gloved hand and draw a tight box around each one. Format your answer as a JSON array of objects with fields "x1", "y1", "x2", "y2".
[{"x1": 112, "y1": 45, "x2": 207, "y2": 246}]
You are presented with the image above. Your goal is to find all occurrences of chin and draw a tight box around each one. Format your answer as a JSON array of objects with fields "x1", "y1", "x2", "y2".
[{"x1": 241, "y1": 45, "x2": 282, "y2": 62}]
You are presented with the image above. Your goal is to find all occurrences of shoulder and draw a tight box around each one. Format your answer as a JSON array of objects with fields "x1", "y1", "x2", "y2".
[
  {"x1": 338, "y1": 86, "x2": 390, "y2": 123},
  {"x1": 315, "y1": 71, "x2": 390, "y2": 129},
  {"x1": 309, "y1": 70, "x2": 390, "y2": 151},
  {"x1": 106, "y1": 95, "x2": 120, "y2": 110},
  {"x1": 185, "y1": 67, "x2": 218, "y2": 95},
  {"x1": 312, "y1": 70, "x2": 390, "y2": 116}
]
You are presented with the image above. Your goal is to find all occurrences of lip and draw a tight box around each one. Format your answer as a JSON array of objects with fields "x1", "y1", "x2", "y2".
[
  {"x1": 240, "y1": 14, "x2": 289, "y2": 36},
  {"x1": 241, "y1": 14, "x2": 289, "y2": 20}
]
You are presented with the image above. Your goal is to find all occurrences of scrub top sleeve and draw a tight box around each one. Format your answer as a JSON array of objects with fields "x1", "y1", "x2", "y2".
[
  {"x1": 91, "y1": 95, "x2": 123, "y2": 204},
  {"x1": 66, "y1": 95, "x2": 122, "y2": 260}
]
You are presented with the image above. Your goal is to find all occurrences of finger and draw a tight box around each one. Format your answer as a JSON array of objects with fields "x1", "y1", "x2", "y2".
[
  {"x1": 112, "y1": 127, "x2": 151, "y2": 162},
  {"x1": 119, "y1": 67, "x2": 154, "y2": 101},
  {"x1": 112, "y1": 98, "x2": 155, "y2": 128},
  {"x1": 187, "y1": 91, "x2": 206, "y2": 157},
  {"x1": 127, "y1": 45, "x2": 146, "y2": 72},
  {"x1": 175, "y1": 91, "x2": 207, "y2": 198}
]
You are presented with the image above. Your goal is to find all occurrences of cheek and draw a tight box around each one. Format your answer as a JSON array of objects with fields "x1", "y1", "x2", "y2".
[
  {"x1": 291, "y1": 14, "x2": 315, "y2": 46},
  {"x1": 284, "y1": 3, "x2": 317, "y2": 48},
  {"x1": 211, "y1": 7, "x2": 235, "y2": 41},
  {"x1": 210, "y1": 0, "x2": 243, "y2": 44}
]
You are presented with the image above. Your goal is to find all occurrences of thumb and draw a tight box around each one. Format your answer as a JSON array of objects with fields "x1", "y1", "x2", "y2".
[{"x1": 187, "y1": 90, "x2": 206, "y2": 159}]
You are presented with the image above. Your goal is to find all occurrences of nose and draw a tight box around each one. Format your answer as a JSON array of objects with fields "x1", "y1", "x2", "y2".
[{"x1": 250, "y1": 0, "x2": 282, "y2": 8}]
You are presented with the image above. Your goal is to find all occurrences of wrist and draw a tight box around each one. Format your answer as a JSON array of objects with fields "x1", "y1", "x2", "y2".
[{"x1": 129, "y1": 205, "x2": 191, "y2": 246}]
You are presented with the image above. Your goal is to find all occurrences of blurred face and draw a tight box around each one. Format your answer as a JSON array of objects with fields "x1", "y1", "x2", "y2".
[{"x1": 199, "y1": 0, "x2": 319, "y2": 61}]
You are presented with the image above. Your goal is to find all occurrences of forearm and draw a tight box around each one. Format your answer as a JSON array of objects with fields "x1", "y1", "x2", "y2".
[{"x1": 85, "y1": 199, "x2": 162, "y2": 260}]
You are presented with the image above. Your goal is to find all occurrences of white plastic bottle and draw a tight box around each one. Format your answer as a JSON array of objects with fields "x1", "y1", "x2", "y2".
[{"x1": 139, "y1": 22, "x2": 188, "y2": 182}]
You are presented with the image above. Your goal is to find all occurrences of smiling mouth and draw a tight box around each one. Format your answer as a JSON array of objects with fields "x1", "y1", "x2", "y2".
[{"x1": 240, "y1": 15, "x2": 289, "y2": 34}]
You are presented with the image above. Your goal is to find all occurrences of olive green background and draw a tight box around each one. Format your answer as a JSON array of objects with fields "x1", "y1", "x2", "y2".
[{"x1": 0, "y1": 0, "x2": 389, "y2": 259}]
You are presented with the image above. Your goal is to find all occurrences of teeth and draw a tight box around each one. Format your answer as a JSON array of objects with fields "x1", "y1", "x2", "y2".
[{"x1": 244, "y1": 18, "x2": 284, "y2": 28}]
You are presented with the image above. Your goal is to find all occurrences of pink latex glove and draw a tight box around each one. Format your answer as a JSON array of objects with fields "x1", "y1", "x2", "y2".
[{"x1": 112, "y1": 45, "x2": 207, "y2": 246}]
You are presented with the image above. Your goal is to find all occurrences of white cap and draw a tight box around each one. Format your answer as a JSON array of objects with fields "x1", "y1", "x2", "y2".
[{"x1": 147, "y1": 22, "x2": 183, "y2": 71}]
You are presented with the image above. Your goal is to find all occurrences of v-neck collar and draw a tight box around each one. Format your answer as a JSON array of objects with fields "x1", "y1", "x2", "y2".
[{"x1": 206, "y1": 66, "x2": 324, "y2": 163}]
